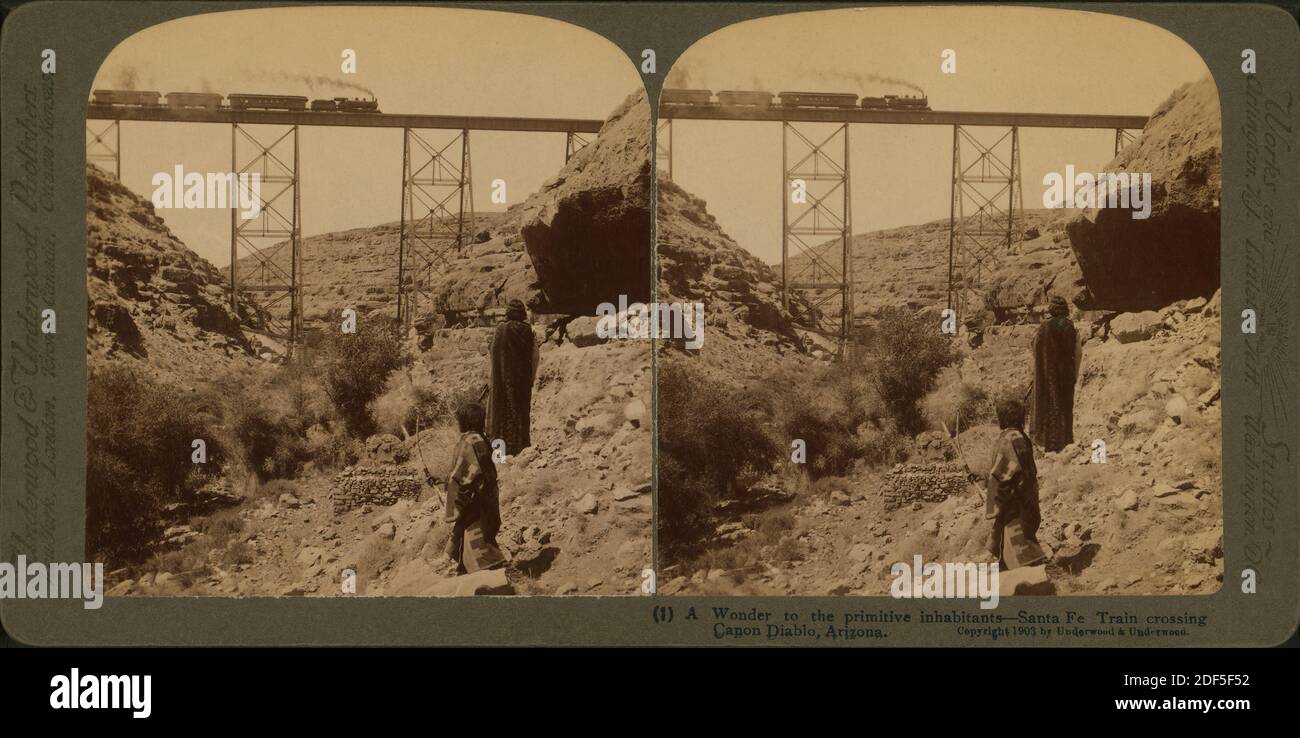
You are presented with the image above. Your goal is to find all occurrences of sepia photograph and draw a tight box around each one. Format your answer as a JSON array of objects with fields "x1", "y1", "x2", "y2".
[
  {"x1": 83, "y1": 6, "x2": 652, "y2": 597},
  {"x1": 655, "y1": 5, "x2": 1223, "y2": 597}
]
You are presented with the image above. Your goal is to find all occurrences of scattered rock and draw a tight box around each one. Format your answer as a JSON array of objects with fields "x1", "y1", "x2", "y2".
[
  {"x1": 623, "y1": 399, "x2": 647, "y2": 427},
  {"x1": 574, "y1": 493, "x2": 599, "y2": 515},
  {"x1": 1109, "y1": 311, "x2": 1164, "y2": 343},
  {"x1": 1115, "y1": 489, "x2": 1139, "y2": 511}
]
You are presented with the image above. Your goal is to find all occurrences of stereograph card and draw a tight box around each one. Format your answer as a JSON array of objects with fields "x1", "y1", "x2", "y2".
[{"x1": 0, "y1": 2, "x2": 1296, "y2": 648}]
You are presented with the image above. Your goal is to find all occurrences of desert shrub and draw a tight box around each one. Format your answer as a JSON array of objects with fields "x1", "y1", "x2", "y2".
[
  {"x1": 146, "y1": 542, "x2": 209, "y2": 579},
  {"x1": 372, "y1": 368, "x2": 478, "y2": 440},
  {"x1": 855, "y1": 307, "x2": 960, "y2": 434},
  {"x1": 658, "y1": 360, "x2": 779, "y2": 563},
  {"x1": 772, "y1": 361, "x2": 901, "y2": 478},
  {"x1": 226, "y1": 401, "x2": 312, "y2": 481},
  {"x1": 200, "y1": 365, "x2": 334, "y2": 480},
  {"x1": 220, "y1": 540, "x2": 257, "y2": 568},
  {"x1": 857, "y1": 422, "x2": 911, "y2": 467},
  {"x1": 86, "y1": 364, "x2": 216, "y2": 565},
  {"x1": 924, "y1": 369, "x2": 995, "y2": 431},
  {"x1": 195, "y1": 509, "x2": 245, "y2": 548},
  {"x1": 317, "y1": 318, "x2": 410, "y2": 437},
  {"x1": 304, "y1": 423, "x2": 361, "y2": 471}
]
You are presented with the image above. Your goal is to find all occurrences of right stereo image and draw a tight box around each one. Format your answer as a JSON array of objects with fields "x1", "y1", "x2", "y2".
[{"x1": 654, "y1": 5, "x2": 1223, "y2": 598}]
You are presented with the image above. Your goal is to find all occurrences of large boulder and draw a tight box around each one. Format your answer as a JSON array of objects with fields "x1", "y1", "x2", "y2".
[
  {"x1": 519, "y1": 91, "x2": 651, "y2": 315},
  {"x1": 1066, "y1": 76, "x2": 1221, "y2": 311}
]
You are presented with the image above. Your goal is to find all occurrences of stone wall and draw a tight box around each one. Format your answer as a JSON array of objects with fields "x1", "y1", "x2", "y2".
[
  {"x1": 329, "y1": 466, "x2": 424, "y2": 514},
  {"x1": 881, "y1": 462, "x2": 971, "y2": 510}
]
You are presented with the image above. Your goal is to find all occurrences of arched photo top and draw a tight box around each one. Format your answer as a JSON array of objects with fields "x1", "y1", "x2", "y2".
[
  {"x1": 92, "y1": 5, "x2": 644, "y2": 122},
  {"x1": 661, "y1": 6, "x2": 1214, "y2": 116}
]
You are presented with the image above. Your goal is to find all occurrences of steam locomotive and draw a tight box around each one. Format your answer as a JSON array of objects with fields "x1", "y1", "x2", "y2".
[
  {"x1": 661, "y1": 88, "x2": 931, "y2": 111},
  {"x1": 860, "y1": 94, "x2": 929, "y2": 110},
  {"x1": 89, "y1": 89, "x2": 381, "y2": 114},
  {"x1": 310, "y1": 97, "x2": 381, "y2": 113}
]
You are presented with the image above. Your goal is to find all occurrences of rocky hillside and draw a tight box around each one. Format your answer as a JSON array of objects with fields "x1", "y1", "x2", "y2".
[
  {"x1": 87, "y1": 163, "x2": 270, "y2": 383},
  {"x1": 656, "y1": 176, "x2": 811, "y2": 382},
  {"x1": 520, "y1": 91, "x2": 652, "y2": 315},
  {"x1": 229, "y1": 212, "x2": 509, "y2": 328},
  {"x1": 786, "y1": 208, "x2": 1083, "y2": 324},
  {"x1": 1068, "y1": 75, "x2": 1221, "y2": 311}
]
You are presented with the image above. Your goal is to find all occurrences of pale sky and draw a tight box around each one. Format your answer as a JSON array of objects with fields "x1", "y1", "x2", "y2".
[
  {"x1": 661, "y1": 6, "x2": 1214, "y2": 263},
  {"x1": 91, "y1": 6, "x2": 642, "y2": 266}
]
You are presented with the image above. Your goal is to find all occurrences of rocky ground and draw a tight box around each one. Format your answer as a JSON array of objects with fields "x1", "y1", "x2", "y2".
[
  {"x1": 660, "y1": 76, "x2": 1224, "y2": 598},
  {"x1": 95, "y1": 91, "x2": 653, "y2": 597},
  {"x1": 661, "y1": 291, "x2": 1222, "y2": 597}
]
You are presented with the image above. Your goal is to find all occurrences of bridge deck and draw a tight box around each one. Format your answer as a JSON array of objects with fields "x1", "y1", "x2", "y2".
[
  {"x1": 87, "y1": 105, "x2": 604, "y2": 133},
  {"x1": 660, "y1": 104, "x2": 1148, "y2": 129}
]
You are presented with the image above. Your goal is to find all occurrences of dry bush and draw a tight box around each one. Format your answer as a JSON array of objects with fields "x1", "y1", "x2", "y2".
[
  {"x1": 316, "y1": 318, "x2": 410, "y2": 437},
  {"x1": 220, "y1": 540, "x2": 257, "y2": 568},
  {"x1": 658, "y1": 359, "x2": 780, "y2": 564},
  {"x1": 771, "y1": 360, "x2": 905, "y2": 478},
  {"x1": 373, "y1": 368, "x2": 481, "y2": 440},
  {"x1": 924, "y1": 370, "x2": 996, "y2": 432},
  {"x1": 87, "y1": 363, "x2": 219, "y2": 567},
  {"x1": 855, "y1": 307, "x2": 961, "y2": 434},
  {"x1": 195, "y1": 509, "x2": 245, "y2": 548}
]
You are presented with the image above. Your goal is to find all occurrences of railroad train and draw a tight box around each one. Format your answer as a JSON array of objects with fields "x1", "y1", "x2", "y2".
[
  {"x1": 310, "y1": 97, "x2": 381, "y2": 113},
  {"x1": 859, "y1": 94, "x2": 929, "y2": 110},
  {"x1": 661, "y1": 88, "x2": 930, "y2": 111},
  {"x1": 89, "y1": 89, "x2": 381, "y2": 113}
]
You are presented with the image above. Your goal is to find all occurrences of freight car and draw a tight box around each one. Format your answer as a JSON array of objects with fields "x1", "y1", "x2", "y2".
[
  {"x1": 91, "y1": 89, "x2": 162, "y2": 107},
  {"x1": 228, "y1": 93, "x2": 309, "y2": 111},
  {"x1": 777, "y1": 91, "x2": 859, "y2": 109},
  {"x1": 660, "y1": 88, "x2": 715, "y2": 105},
  {"x1": 166, "y1": 92, "x2": 223, "y2": 111},
  {"x1": 716, "y1": 90, "x2": 774, "y2": 107}
]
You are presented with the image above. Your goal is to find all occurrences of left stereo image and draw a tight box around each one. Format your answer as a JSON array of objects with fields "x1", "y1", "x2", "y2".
[{"x1": 83, "y1": 5, "x2": 652, "y2": 597}]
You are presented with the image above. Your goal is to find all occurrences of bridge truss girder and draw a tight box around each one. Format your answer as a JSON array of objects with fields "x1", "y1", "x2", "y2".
[
  {"x1": 566, "y1": 130, "x2": 591, "y2": 162},
  {"x1": 1114, "y1": 127, "x2": 1138, "y2": 157},
  {"x1": 86, "y1": 120, "x2": 120, "y2": 178},
  {"x1": 655, "y1": 118, "x2": 673, "y2": 179},
  {"x1": 947, "y1": 124, "x2": 1022, "y2": 321},
  {"x1": 398, "y1": 127, "x2": 474, "y2": 327},
  {"x1": 230, "y1": 122, "x2": 302, "y2": 350},
  {"x1": 782, "y1": 121, "x2": 853, "y2": 356}
]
